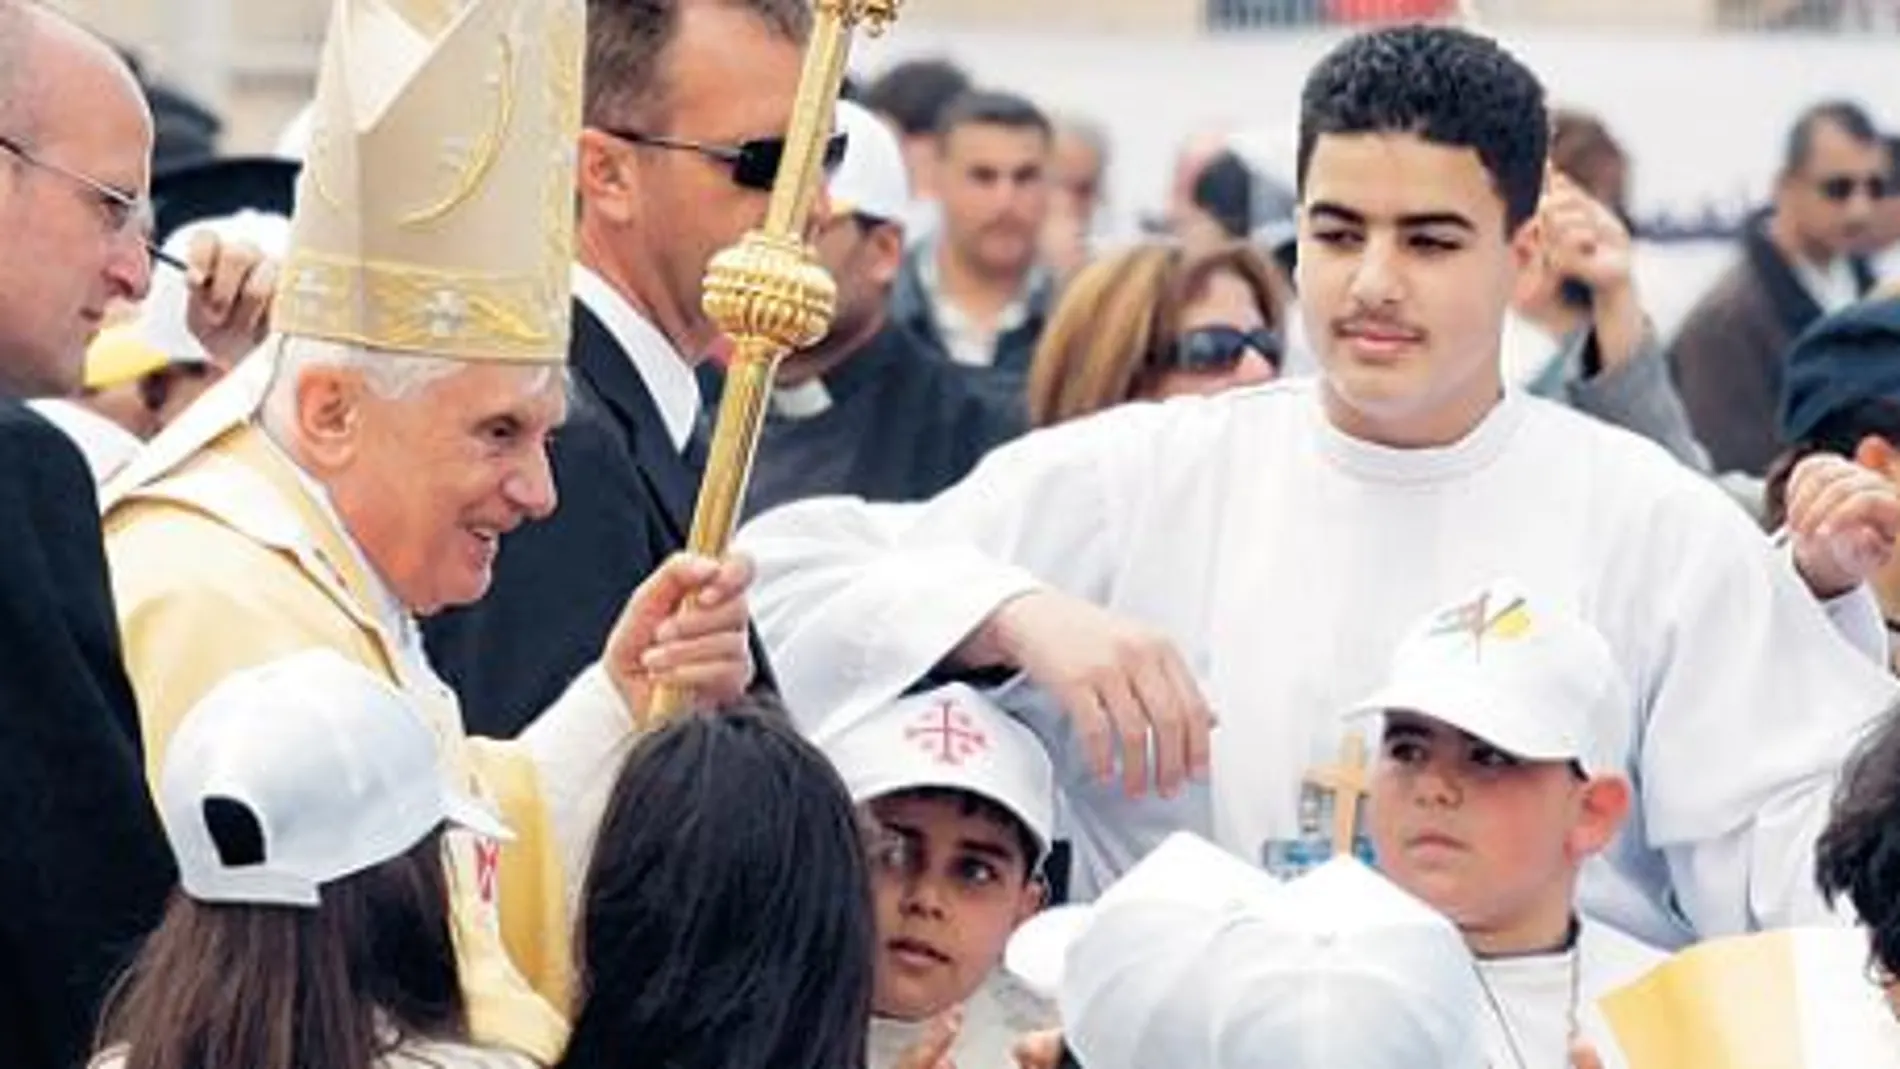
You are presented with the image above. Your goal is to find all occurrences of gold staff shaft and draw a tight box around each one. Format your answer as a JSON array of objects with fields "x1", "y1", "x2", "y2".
[{"x1": 645, "y1": 0, "x2": 899, "y2": 725}]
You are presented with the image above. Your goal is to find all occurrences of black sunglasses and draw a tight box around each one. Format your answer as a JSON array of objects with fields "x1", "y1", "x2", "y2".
[
  {"x1": 597, "y1": 128, "x2": 848, "y2": 193},
  {"x1": 1162, "y1": 326, "x2": 1283, "y2": 373},
  {"x1": 1818, "y1": 174, "x2": 1888, "y2": 203}
]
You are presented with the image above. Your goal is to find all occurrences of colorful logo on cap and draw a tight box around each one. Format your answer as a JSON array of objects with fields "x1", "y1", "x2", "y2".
[
  {"x1": 905, "y1": 701, "x2": 990, "y2": 766},
  {"x1": 1428, "y1": 591, "x2": 1532, "y2": 655}
]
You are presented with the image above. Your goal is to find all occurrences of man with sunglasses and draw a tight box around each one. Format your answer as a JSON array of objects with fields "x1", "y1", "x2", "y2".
[
  {"x1": 0, "y1": 7, "x2": 177, "y2": 1069},
  {"x1": 422, "y1": 0, "x2": 811, "y2": 738},
  {"x1": 1671, "y1": 99, "x2": 1889, "y2": 477}
]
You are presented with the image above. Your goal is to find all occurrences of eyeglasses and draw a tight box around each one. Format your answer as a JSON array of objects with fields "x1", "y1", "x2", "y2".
[
  {"x1": 0, "y1": 135, "x2": 182, "y2": 270},
  {"x1": 1817, "y1": 173, "x2": 1888, "y2": 203},
  {"x1": 1160, "y1": 325, "x2": 1283, "y2": 373},
  {"x1": 596, "y1": 127, "x2": 848, "y2": 193}
]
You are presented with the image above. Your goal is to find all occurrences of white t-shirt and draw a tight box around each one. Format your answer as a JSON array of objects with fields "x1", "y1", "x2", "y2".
[
  {"x1": 1473, "y1": 917, "x2": 1666, "y2": 1069},
  {"x1": 738, "y1": 379, "x2": 1895, "y2": 949},
  {"x1": 867, "y1": 971, "x2": 1056, "y2": 1069}
]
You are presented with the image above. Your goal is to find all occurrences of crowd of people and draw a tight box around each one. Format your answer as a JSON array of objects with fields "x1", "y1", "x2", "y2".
[{"x1": 10, "y1": 0, "x2": 1900, "y2": 1067}]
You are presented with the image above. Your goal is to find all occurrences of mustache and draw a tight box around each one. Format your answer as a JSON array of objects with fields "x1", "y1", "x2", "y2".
[{"x1": 1332, "y1": 312, "x2": 1427, "y2": 338}]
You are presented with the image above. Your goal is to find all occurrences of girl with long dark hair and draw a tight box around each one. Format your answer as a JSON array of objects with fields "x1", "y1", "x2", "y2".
[
  {"x1": 93, "y1": 650, "x2": 529, "y2": 1069},
  {"x1": 559, "y1": 701, "x2": 879, "y2": 1069}
]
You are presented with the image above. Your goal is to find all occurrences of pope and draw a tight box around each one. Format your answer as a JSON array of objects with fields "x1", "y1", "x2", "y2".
[{"x1": 99, "y1": 0, "x2": 754, "y2": 1062}]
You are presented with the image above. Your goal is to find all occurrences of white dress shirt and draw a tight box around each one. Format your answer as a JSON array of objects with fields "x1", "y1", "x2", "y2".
[
  {"x1": 30, "y1": 398, "x2": 143, "y2": 486},
  {"x1": 1793, "y1": 255, "x2": 1862, "y2": 316},
  {"x1": 571, "y1": 264, "x2": 701, "y2": 452}
]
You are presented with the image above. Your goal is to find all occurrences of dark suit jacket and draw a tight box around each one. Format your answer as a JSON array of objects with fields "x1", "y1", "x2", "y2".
[
  {"x1": 737, "y1": 319, "x2": 1025, "y2": 520},
  {"x1": 424, "y1": 303, "x2": 773, "y2": 738},
  {"x1": 888, "y1": 241, "x2": 1053, "y2": 378},
  {"x1": 1669, "y1": 212, "x2": 1876, "y2": 476},
  {"x1": 0, "y1": 401, "x2": 174, "y2": 1069}
]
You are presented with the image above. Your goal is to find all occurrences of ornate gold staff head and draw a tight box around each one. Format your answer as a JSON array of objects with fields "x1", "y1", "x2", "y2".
[{"x1": 644, "y1": 0, "x2": 902, "y2": 726}]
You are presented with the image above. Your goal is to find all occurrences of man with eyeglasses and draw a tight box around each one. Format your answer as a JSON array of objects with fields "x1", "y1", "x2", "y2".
[
  {"x1": 423, "y1": 0, "x2": 811, "y2": 738},
  {"x1": 0, "y1": 6, "x2": 177, "y2": 1069},
  {"x1": 1671, "y1": 99, "x2": 1889, "y2": 478}
]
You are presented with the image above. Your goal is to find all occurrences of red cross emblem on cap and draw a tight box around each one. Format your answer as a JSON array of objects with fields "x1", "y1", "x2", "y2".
[{"x1": 905, "y1": 701, "x2": 989, "y2": 766}]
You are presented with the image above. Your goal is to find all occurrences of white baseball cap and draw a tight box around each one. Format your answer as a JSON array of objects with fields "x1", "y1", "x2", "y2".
[
  {"x1": 1060, "y1": 857, "x2": 1485, "y2": 1069},
  {"x1": 829, "y1": 99, "x2": 912, "y2": 226},
  {"x1": 821, "y1": 682, "x2": 1054, "y2": 866},
  {"x1": 1348, "y1": 579, "x2": 1630, "y2": 776},
  {"x1": 159, "y1": 648, "x2": 510, "y2": 908},
  {"x1": 1004, "y1": 832, "x2": 1283, "y2": 1000}
]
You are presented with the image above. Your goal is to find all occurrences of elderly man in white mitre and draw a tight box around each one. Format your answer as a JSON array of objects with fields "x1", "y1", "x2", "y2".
[{"x1": 99, "y1": 0, "x2": 753, "y2": 1063}]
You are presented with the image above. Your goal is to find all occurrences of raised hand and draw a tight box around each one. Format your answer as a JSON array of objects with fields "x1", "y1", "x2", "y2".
[
  {"x1": 1785, "y1": 452, "x2": 1900, "y2": 599},
  {"x1": 961, "y1": 590, "x2": 1214, "y2": 799},
  {"x1": 601, "y1": 552, "x2": 755, "y2": 720},
  {"x1": 183, "y1": 230, "x2": 277, "y2": 368},
  {"x1": 1012, "y1": 1029, "x2": 1065, "y2": 1069}
]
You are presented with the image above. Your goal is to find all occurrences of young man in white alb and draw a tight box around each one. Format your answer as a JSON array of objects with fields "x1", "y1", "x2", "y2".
[{"x1": 737, "y1": 24, "x2": 1900, "y2": 950}]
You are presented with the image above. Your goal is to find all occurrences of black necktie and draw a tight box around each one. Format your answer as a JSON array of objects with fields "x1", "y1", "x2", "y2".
[{"x1": 682, "y1": 422, "x2": 711, "y2": 476}]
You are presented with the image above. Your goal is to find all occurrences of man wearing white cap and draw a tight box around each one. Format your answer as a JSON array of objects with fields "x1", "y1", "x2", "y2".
[
  {"x1": 739, "y1": 98, "x2": 1024, "y2": 520},
  {"x1": 1354, "y1": 581, "x2": 1665, "y2": 1069},
  {"x1": 823, "y1": 683, "x2": 1057, "y2": 1068},
  {"x1": 1008, "y1": 836, "x2": 1489, "y2": 1069},
  {"x1": 99, "y1": 0, "x2": 754, "y2": 1063}
]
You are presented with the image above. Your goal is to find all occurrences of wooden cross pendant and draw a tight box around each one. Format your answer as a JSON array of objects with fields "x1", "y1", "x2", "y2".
[{"x1": 1302, "y1": 731, "x2": 1372, "y2": 859}]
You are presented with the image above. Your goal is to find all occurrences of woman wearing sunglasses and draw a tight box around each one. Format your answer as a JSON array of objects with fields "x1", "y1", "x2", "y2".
[{"x1": 1025, "y1": 241, "x2": 1293, "y2": 428}]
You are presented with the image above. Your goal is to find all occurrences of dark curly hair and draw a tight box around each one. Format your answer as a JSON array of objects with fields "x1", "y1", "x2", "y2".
[
  {"x1": 1816, "y1": 704, "x2": 1900, "y2": 980},
  {"x1": 1296, "y1": 24, "x2": 1549, "y2": 232}
]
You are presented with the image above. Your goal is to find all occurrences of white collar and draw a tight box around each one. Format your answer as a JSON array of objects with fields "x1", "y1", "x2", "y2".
[
  {"x1": 865, "y1": 973, "x2": 1054, "y2": 1069},
  {"x1": 571, "y1": 264, "x2": 701, "y2": 451},
  {"x1": 28, "y1": 398, "x2": 144, "y2": 485},
  {"x1": 257, "y1": 429, "x2": 410, "y2": 644},
  {"x1": 770, "y1": 378, "x2": 834, "y2": 420},
  {"x1": 1792, "y1": 255, "x2": 1859, "y2": 315},
  {"x1": 1311, "y1": 381, "x2": 1525, "y2": 486}
]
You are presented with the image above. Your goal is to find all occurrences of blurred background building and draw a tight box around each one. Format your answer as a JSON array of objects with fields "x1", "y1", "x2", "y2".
[
  {"x1": 55, "y1": 0, "x2": 1900, "y2": 158},
  {"x1": 48, "y1": 0, "x2": 1900, "y2": 336}
]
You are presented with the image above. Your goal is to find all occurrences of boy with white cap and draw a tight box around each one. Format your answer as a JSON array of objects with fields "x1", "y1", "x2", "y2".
[
  {"x1": 820, "y1": 683, "x2": 1056, "y2": 1068},
  {"x1": 1353, "y1": 579, "x2": 1666, "y2": 1069}
]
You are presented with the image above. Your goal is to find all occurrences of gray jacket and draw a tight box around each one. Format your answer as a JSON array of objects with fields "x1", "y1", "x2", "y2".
[{"x1": 1530, "y1": 324, "x2": 1712, "y2": 473}]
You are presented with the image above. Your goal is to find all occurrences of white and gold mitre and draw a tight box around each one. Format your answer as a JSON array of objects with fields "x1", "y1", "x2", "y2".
[{"x1": 275, "y1": 0, "x2": 584, "y2": 364}]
